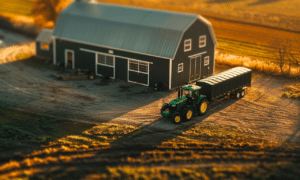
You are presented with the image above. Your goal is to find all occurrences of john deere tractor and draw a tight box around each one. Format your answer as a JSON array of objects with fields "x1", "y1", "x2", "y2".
[{"x1": 161, "y1": 84, "x2": 209, "y2": 124}]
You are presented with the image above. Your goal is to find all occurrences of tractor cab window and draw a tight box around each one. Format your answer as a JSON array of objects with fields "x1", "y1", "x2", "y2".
[{"x1": 182, "y1": 89, "x2": 192, "y2": 97}]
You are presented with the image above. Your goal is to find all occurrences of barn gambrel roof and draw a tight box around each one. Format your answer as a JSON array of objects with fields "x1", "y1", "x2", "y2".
[{"x1": 53, "y1": 1, "x2": 217, "y2": 59}]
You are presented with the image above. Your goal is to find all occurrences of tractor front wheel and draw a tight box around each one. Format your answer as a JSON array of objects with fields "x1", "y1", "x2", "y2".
[
  {"x1": 172, "y1": 112, "x2": 182, "y2": 124},
  {"x1": 198, "y1": 99, "x2": 209, "y2": 116},
  {"x1": 183, "y1": 108, "x2": 194, "y2": 121}
]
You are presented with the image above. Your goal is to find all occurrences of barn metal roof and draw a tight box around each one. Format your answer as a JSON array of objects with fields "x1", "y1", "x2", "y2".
[
  {"x1": 36, "y1": 29, "x2": 53, "y2": 43},
  {"x1": 52, "y1": 1, "x2": 215, "y2": 59},
  {"x1": 197, "y1": 67, "x2": 252, "y2": 85}
]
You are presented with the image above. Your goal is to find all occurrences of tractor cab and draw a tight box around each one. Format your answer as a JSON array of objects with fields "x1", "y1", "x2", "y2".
[{"x1": 178, "y1": 84, "x2": 201, "y2": 99}]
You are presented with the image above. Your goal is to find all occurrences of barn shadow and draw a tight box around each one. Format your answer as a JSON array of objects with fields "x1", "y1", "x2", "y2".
[{"x1": 247, "y1": 0, "x2": 283, "y2": 6}]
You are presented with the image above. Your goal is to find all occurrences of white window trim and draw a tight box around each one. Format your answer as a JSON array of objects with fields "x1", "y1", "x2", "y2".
[
  {"x1": 64, "y1": 49, "x2": 75, "y2": 69},
  {"x1": 204, "y1": 56, "x2": 210, "y2": 66},
  {"x1": 95, "y1": 53, "x2": 115, "y2": 79},
  {"x1": 40, "y1": 43, "x2": 49, "y2": 51},
  {"x1": 128, "y1": 59, "x2": 149, "y2": 74},
  {"x1": 53, "y1": 37, "x2": 56, "y2": 65},
  {"x1": 199, "y1": 35, "x2": 206, "y2": 48},
  {"x1": 184, "y1": 39, "x2": 192, "y2": 52},
  {"x1": 127, "y1": 59, "x2": 150, "y2": 86},
  {"x1": 178, "y1": 63, "x2": 183, "y2": 73},
  {"x1": 96, "y1": 54, "x2": 114, "y2": 67}
]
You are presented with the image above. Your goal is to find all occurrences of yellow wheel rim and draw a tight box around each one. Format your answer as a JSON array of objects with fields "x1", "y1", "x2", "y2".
[
  {"x1": 201, "y1": 102, "x2": 208, "y2": 113},
  {"x1": 174, "y1": 116, "x2": 181, "y2": 123},
  {"x1": 187, "y1": 110, "x2": 193, "y2": 119}
]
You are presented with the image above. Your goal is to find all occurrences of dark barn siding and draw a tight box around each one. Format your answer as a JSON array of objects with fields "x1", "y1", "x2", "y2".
[
  {"x1": 97, "y1": 65, "x2": 114, "y2": 77},
  {"x1": 115, "y1": 57, "x2": 127, "y2": 81},
  {"x1": 36, "y1": 42, "x2": 53, "y2": 59},
  {"x1": 171, "y1": 19, "x2": 215, "y2": 89},
  {"x1": 55, "y1": 38, "x2": 170, "y2": 90}
]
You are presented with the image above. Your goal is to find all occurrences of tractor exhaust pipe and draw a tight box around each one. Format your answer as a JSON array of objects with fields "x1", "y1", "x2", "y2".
[{"x1": 178, "y1": 86, "x2": 182, "y2": 98}]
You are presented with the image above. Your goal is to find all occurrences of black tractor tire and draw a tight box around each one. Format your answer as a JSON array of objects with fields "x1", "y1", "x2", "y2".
[
  {"x1": 197, "y1": 98, "x2": 209, "y2": 116},
  {"x1": 161, "y1": 103, "x2": 170, "y2": 117},
  {"x1": 183, "y1": 108, "x2": 194, "y2": 121},
  {"x1": 172, "y1": 112, "x2": 182, "y2": 124},
  {"x1": 240, "y1": 89, "x2": 245, "y2": 98},
  {"x1": 88, "y1": 72, "x2": 95, "y2": 80}
]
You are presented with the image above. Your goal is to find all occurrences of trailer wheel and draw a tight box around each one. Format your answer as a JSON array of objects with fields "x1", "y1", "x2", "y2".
[
  {"x1": 161, "y1": 103, "x2": 170, "y2": 118},
  {"x1": 198, "y1": 99, "x2": 209, "y2": 116},
  {"x1": 240, "y1": 89, "x2": 245, "y2": 98},
  {"x1": 183, "y1": 108, "x2": 194, "y2": 121},
  {"x1": 235, "y1": 91, "x2": 241, "y2": 99},
  {"x1": 88, "y1": 72, "x2": 95, "y2": 80},
  {"x1": 172, "y1": 112, "x2": 182, "y2": 124}
]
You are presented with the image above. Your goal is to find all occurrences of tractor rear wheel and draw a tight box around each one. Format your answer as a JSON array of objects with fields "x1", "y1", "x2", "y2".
[
  {"x1": 161, "y1": 103, "x2": 170, "y2": 117},
  {"x1": 172, "y1": 112, "x2": 182, "y2": 124},
  {"x1": 183, "y1": 108, "x2": 194, "y2": 121},
  {"x1": 198, "y1": 98, "x2": 209, "y2": 116}
]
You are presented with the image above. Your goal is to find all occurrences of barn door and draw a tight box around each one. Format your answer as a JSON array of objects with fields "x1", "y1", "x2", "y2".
[
  {"x1": 190, "y1": 56, "x2": 201, "y2": 81},
  {"x1": 65, "y1": 50, "x2": 74, "y2": 69},
  {"x1": 190, "y1": 58, "x2": 196, "y2": 81},
  {"x1": 196, "y1": 55, "x2": 201, "y2": 79}
]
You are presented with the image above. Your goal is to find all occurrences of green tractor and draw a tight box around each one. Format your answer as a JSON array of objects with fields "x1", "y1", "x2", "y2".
[{"x1": 161, "y1": 84, "x2": 209, "y2": 124}]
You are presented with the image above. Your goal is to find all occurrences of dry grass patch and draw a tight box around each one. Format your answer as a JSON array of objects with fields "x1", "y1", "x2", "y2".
[
  {"x1": 281, "y1": 83, "x2": 300, "y2": 99},
  {"x1": 215, "y1": 51, "x2": 300, "y2": 78}
]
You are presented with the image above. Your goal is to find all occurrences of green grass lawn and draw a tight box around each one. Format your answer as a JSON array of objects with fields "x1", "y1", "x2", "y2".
[{"x1": 0, "y1": 0, "x2": 35, "y2": 17}]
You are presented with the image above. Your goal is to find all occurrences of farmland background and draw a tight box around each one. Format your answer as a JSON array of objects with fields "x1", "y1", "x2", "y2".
[{"x1": 1, "y1": 0, "x2": 300, "y2": 77}]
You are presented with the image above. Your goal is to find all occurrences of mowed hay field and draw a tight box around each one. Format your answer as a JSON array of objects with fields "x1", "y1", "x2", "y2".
[{"x1": 0, "y1": 0, "x2": 35, "y2": 17}]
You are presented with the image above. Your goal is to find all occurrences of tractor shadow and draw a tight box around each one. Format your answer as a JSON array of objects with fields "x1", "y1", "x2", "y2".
[{"x1": 106, "y1": 96, "x2": 238, "y2": 150}]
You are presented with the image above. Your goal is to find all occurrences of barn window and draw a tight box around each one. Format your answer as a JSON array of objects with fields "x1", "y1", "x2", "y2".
[
  {"x1": 97, "y1": 54, "x2": 114, "y2": 67},
  {"x1": 129, "y1": 60, "x2": 138, "y2": 71},
  {"x1": 184, "y1": 39, "x2": 192, "y2": 52},
  {"x1": 41, "y1": 43, "x2": 49, "y2": 51},
  {"x1": 129, "y1": 60, "x2": 148, "y2": 73},
  {"x1": 178, "y1": 63, "x2": 183, "y2": 73},
  {"x1": 204, "y1": 56, "x2": 209, "y2": 66},
  {"x1": 106, "y1": 56, "x2": 114, "y2": 66},
  {"x1": 139, "y1": 62, "x2": 148, "y2": 73},
  {"x1": 199, "y1": 35, "x2": 206, "y2": 48}
]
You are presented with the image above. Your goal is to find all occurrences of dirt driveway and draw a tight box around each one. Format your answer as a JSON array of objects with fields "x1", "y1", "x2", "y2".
[{"x1": 0, "y1": 42, "x2": 299, "y2": 143}]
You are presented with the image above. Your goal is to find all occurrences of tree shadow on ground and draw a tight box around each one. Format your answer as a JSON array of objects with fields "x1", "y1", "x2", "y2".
[{"x1": 248, "y1": 0, "x2": 283, "y2": 6}]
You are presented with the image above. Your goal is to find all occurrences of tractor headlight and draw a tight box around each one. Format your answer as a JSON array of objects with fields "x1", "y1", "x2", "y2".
[{"x1": 171, "y1": 104, "x2": 176, "y2": 107}]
